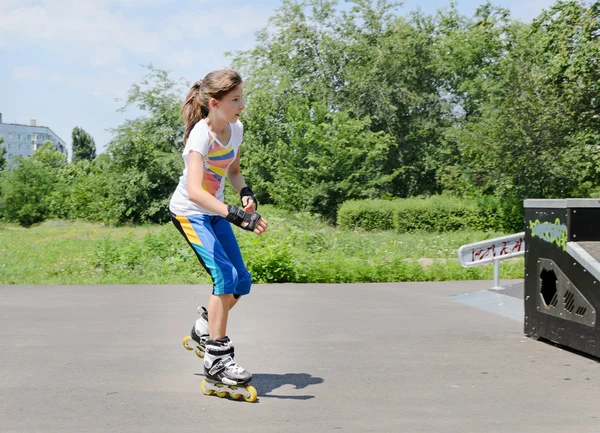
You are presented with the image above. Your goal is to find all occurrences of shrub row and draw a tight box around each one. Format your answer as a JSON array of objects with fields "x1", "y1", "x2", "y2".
[{"x1": 337, "y1": 196, "x2": 524, "y2": 233}]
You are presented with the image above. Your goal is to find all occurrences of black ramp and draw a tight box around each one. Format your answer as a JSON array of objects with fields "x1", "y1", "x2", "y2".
[{"x1": 524, "y1": 199, "x2": 600, "y2": 357}]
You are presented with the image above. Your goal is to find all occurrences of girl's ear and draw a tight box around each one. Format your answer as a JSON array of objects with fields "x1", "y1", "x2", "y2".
[{"x1": 209, "y1": 98, "x2": 219, "y2": 109}]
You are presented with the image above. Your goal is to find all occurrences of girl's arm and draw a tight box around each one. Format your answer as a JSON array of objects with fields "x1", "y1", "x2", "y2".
[
  {"x1": 187, "y1": 151, "x2": 229, "y2": 217},
  {"x1": 227, "y1": 152, "x2": 255, "y2": 213}
]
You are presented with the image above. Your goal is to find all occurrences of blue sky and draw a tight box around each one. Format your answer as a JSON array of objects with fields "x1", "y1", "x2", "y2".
[{"x1": 0, "y1": 0, "x2": 556, "y2": 156}]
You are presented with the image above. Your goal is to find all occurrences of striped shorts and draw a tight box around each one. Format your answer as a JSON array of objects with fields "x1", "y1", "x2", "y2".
[{"x1": 171, "y1": 212, "x2": 252, "y2": 296}]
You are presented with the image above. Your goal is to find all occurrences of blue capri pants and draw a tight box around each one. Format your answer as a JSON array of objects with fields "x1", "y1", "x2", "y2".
[{"x1": 171, "y1": 212, "x2": 252, "y2": 297}]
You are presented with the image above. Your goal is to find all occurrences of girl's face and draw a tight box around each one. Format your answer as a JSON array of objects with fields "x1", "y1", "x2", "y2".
[{"x1": 212, "y1": 84, "x2": 245, "y2": 123}]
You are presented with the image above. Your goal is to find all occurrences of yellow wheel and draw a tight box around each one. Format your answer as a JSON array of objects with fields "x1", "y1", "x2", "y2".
[
  {"x1": 216, "y1": 391, "x2": 229, "y2": 398},
  {"x1": 194, "y1": 348, "x2": 204, "y2": 359},
  {"x1": 230, "y1": 387, "x2": 242, "y2": 400},
  {"x1": 182, "y1": 336, "x2": 193, "y2": 351},
  {"x1": 243, "y1": 385, "x2": 258, "y2": 403},
  {"x1": 201, "y1": 380, "x2": 214, "y2": 396}
]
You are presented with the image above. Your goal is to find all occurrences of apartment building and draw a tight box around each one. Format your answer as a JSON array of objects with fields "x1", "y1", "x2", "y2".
[{"x1": 0, "y1": 113, "x2": 68, "y2": 164}]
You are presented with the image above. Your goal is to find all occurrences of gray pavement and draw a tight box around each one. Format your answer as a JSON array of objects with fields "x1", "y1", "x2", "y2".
[{"x1": 1, "y1": 281, "x2": 599, "y2": 433}]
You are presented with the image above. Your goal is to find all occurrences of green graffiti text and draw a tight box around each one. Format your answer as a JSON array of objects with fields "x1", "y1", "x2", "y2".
[{"x1": 529, "y1": 218, "x2": 567, "y2": 250}]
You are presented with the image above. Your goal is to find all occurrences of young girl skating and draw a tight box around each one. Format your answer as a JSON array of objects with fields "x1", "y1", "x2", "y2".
[{"x1": 169, "y1": 69, "x2": 267, "y2": 402}]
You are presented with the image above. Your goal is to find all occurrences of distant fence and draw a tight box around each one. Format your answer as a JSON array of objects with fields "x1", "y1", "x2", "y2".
[{"x1": 458, "y1": 232, "x2": 526, "y2": 289}]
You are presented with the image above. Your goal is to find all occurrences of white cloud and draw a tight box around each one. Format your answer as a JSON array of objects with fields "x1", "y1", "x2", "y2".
[
  {"x1": 13, "y1": 65, "x2": 46, "y2": 80},
  {"x1": 168, "y1": 5, "x2": 272, "y2": 39},
  {"x1": 90, "y1": 46, "x2": 125, "y2": 67},
  {"x1": 0, "y1": 1, "x2": 270, "y2": 70},
  {"x1": 0, "y1": 2, "x2": 166, "y2": 66}
]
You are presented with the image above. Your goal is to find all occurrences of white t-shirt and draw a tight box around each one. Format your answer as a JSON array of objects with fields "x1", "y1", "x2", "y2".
[{"x1": 169, "y1": 119, "x2": 244, "y2": 216}]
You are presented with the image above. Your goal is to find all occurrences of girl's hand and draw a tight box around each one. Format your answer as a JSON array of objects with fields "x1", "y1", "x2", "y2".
[
  {"x1": 242, "y1": 196, "x2": 257, "y2": 213},
  {"x1": 250, "y1": 216, "x2": 268, "y2": 235},
  {"x1": 226, "y1": 205, "x2": 267, "y2": 235}
]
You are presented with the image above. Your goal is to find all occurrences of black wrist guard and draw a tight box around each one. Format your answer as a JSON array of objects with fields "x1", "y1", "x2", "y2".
[
  {"x1": 226, "y1": 205, "x2": 261, "y2": 231},
  {"x1": 240, "y1": 186, "x2": 258, "y2": 210}
]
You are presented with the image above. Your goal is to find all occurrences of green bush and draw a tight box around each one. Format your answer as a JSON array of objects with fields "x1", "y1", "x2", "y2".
[
  {"x1": 335, "y1": 200, "x2": 396, "y2": 231},
  {"x1": 0, "y1": 213, "x2": 524, "y2": 284},
  {"x1": 337, "y1": 196, "x2": 524, "y2": 233}
]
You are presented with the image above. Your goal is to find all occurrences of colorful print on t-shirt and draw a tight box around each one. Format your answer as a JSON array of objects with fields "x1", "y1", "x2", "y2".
[{"x1": 202, "y1": 135, "x2": 235, "y2": 196}]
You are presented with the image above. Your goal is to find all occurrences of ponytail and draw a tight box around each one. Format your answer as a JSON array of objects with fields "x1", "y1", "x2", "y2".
[{"x1": 181, "y1": 81, "x2": 208, "y2": 145}]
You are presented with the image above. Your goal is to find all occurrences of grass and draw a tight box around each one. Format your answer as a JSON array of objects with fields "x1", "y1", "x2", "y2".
[{"x1": 0, "y1": 206, "x2": 524, "y2": 284}]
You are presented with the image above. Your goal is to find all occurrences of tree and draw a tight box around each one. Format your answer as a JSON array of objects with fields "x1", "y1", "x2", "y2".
[
  {"x1": 270, "y1": 102, "x2": 395, "y2": 221},
  {"x1": 104, "y1": 65, "x2": 185, "y2": 224},
  {"x1": 71, "y1": 127, "x2": 97, "y2": 162},
  {"x1": 1, "y1": 141, "x2": 65, "y2": 226},
  {"x1": 445, "y1": 0, "x2": 600, "y2": 199},
  {"x1": 0, "y1": 138, "x2": 6, "y2": 171},
  {"x1": 232, "y1": 0, "x2": 447, "y2": 215}
]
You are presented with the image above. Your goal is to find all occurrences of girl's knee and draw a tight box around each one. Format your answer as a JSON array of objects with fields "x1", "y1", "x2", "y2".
[
  {"x1": 221, "y1": 266, "x2": 239, "y2": 294},
  {"x1": 238, "y1": 270, "x2": 251, "y2": 285},
  {"x1": 235, "y1": 270, "x2": 252, "y2": 296}
]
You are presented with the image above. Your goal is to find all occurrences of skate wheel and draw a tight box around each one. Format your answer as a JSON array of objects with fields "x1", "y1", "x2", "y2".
[
  {"x1": 182, "y1": 336, "x2": 205, "y2": 358},
  {"x1": 230, "y1": 387, "x2": 242, "y2": 400},
  {"x1": 243, "y1": 385, "x2": 258, "y2": 403},
  {"x1": 182, "y1": 336, "x2": 193, "y2": 351},
  {"x1": 216, "y1": 390, "x2": 229, "y2": 398},
  {"x1": 201, "y1": 380, "x2": 214, "y2": 396}
]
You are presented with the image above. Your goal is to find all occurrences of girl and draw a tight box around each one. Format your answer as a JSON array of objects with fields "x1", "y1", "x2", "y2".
[{"x1": 169, "y1": 69, "x2": 267, "y2": 398}]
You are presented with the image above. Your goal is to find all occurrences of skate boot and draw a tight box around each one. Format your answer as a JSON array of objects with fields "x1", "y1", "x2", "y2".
[
  {"x1": 201, "y1": 337, "x2": 257, "y2": 402},
  {"x1": 182, "y1": 306, "x2": 209, "y2": 358}
]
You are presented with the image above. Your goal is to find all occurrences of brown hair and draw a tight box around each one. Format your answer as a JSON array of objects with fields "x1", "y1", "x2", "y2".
[{"x1": 181, "y1": 69, "x2": 243, "y2": 144}]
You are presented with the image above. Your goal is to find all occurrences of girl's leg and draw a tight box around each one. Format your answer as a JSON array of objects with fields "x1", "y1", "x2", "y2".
[
  {"x1": 229, "y1": 296, "x2": 240, "y2": 310},
  {"x1": 206, "y1": 217, "x2": 248, "y2": 338},
  {"x1": 208, "y1": 294, "x2": 233, "y2": 340},
  {"x1": 212, "y1": 216, "x2": 252, "y2": 297},
  {"x1": 171, "y1": 213, "x2": 239, "y2": 340}
]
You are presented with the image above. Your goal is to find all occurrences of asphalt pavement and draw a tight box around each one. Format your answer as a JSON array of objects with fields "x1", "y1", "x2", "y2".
[{"x1": 1, "y1": 281, "x2": 599, "y2": 433}]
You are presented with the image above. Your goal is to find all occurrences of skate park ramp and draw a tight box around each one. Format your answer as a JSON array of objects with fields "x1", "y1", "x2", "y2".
[
  {"x1": 1, "y1": 282, "x2": 599, "y2": 433},
  {"x1": 451, "y1": 282, "x2": 524, "y2": 322},
  {"x1": 567, "y1": 241, "x2": 600, "y2": 283}
]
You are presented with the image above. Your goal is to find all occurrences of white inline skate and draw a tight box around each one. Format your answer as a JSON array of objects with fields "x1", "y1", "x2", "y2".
[
  {"x1": 182, "y1": 306, "x2": 210, "y2": 358},
  {"x1": 202, "y1": 337, "x2": 257, "y2": 403}
]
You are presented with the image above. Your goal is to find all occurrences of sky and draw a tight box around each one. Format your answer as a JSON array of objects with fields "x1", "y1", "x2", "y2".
[{"x1": 0, "y1": 0, "x2": 557, "y2": 157}]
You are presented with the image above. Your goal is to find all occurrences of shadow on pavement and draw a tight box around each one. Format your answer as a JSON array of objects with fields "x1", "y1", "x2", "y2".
[
  {"x1": 194, "y1": 372, "x2": 324, "y2": 400},
  {"x1": 252, "y1": 373, "x2": 324, "y2": 399}
]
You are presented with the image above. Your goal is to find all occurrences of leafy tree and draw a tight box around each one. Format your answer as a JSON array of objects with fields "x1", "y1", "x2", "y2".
[
  {"x1": 445, "y1": 0, "x2": 600, "y2": 199},
  {"x1": 233, "y1": 0, "x2": 449, "y2": 215},
  {"x1": 269, "y1": 102, "x2": 395, "y2": 221},
  {"x1": 104, "y1": 65, "x2": 185, "y2": 224},
  {"x1": 71, "y1": 127, "x2": 97, "y2": 162},
  {"x1": 49, "y1": 155, "x2": 114, "y2": 221},
  {"x1": 1, "y1": 141, "x2": 65, "y2": 226},
  {"x1": 33, "y1": 141, "x2": 68, "y2": 168},
  {"x1": 0, "y1": 137, "x2": 6, "y2": 171}
]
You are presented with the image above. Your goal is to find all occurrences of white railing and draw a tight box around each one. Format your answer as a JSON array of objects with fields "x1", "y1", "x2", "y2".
[{"x1": 457, "y1": 232, "x2": 526, "y2": 290}]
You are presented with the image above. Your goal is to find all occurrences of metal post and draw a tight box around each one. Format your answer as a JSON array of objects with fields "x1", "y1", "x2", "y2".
[
  {"x1": 493, "y1": 259, "x2": 500, "y2": 290},
  {"x1": 457, "y1": 232, "x2": 525, "y2": 291}
]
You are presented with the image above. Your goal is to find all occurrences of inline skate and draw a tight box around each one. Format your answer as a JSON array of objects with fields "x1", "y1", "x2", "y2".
[
  {"x1": 201, "y1": 337, "x2": 257, "y2": 403},
  {"x1": 182, "y1": 306, "x2": 209, "y2": 358}
]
